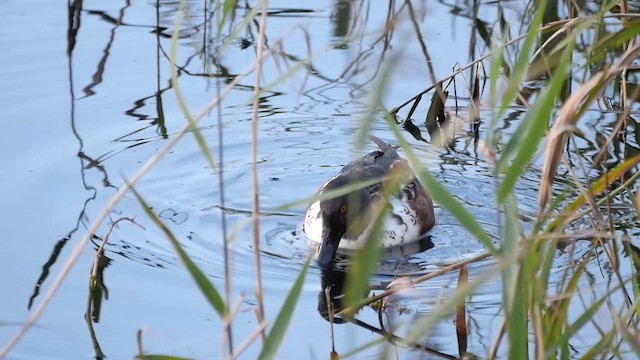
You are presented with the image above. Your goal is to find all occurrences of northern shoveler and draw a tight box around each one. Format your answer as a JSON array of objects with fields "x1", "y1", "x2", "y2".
[{"x1": 303, "y1": 135, "x2": 435, "y2": 267}]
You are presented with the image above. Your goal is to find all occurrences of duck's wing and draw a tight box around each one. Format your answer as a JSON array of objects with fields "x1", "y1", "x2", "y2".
[{"x1": 367, "y1": 136, "x2": 435, "y2": 234}]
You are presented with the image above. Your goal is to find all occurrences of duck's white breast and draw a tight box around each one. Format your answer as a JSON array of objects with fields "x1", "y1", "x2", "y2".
[
  {"x1": 303, "y1": 200, "x2": 323, "y2": 244},
  {"x1": 303, "y1": 196, "x2": 423, "y2": 250}
]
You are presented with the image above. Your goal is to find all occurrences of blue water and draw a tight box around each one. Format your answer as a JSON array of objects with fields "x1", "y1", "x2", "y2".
[{"x1": 1, "y1": 0, "x2": 637, "y2": 359}]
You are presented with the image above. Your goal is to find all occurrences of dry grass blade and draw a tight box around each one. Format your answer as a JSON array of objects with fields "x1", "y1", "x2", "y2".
[
  {"x1": 538, "y1": 43, "x2": 640, "y2": 211},
  {"x1": 538, "y1": 74, "x2": 602, "y2": 212},
  {"x1": 250, "y1": 0, "x2": 269, "y2": 343},
  {"x1": 541, "y1": 156, "x2": 640, "y2": 234},
  {"x1": 338, "y1": 252, "x2": 491, "y2": 317}
]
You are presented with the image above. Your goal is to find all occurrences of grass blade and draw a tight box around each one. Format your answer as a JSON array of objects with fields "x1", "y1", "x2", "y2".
[
  {"x1": 502, "y1": 194, "x2": 527, "y2": 359},
  {"x1": 496, "y1": 1, "x2": 546, "y2": 117},
  {"x1": 383, "y1": 113, "x2": 498, "y2": 254},
  {"x1": 130, "y1": 184, "x2": 226, "y2": 317},
  {"x1": 547, "y1": 154, "x2": 640, "y2": 231},
  {"x1": 258, "y1": 256, "x2": 311, "y2": 360},
  {"x1": 169, "y1": 2, "x2": 216, "y2": 169},
  {"x1": 496, "y1": 41, "x2": 574, "y2": 203},
  {"x1": 539, "y1": 43, "x2": 640, "y2": 210},
  {"x1": 345, "y1": 166, "x2": 411, "y2": 309}
]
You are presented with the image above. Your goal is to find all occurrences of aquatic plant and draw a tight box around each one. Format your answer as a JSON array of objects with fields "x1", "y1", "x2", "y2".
[{"x1": 3, "y1": 0, "x2": 640, "y2": 359}]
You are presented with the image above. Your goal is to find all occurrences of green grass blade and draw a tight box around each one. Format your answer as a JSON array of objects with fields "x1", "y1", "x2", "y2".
[
  {"x1": 507, "y1": 274, "x2": 528, "y2": 359},
  {"x1": 258, "y1": 256, "x2": 311, "y2": 360},
  {"x1": 496, "y1": 41, "x2": 574, "y2": 203},
  {"x1": 355, "y1": 52, "x2": 401, "y2": 149},
  {"x1": 169, "y1": 2, "x2": 216, "y2": 169},
  {"x1": 543, "y1": 290, "x2": 610, "y2": 358},
  {"x1": 383, "y1": 113, "x2": 498, "y2": 254},
  {"x1": 130, "y1": 185, "x2": 226, "y2": 317},
  {"x1": 219, "y1": 5, "x2": 261, "y2": 53},
  {"x1": 217, "y1": 0, "x2": 239, "y2": 35},
  {"x1": 590, "y1": 18, "x2": 640, "y2": 64},
  {"x1": 502, "y1": 193, "x2": 520, "y2": 309},
  {"x1": 345, "y1": 224, "x2": 383, "y2": 310},
  {"x1": 497, "y1": 1, "x2": 546, "y2": 117},
  {"x1": 345, "y1": 172, "x2": 408, "y2": 309},
  {"x1": 547, "y1": 154, "x2": 640, "y2": 231},
  {"x1": 502, "y1": 194, "x2": 528, "y2": 358},
  {"x1": 416, "y1": 167, "x2": 497, "y2": 254}
]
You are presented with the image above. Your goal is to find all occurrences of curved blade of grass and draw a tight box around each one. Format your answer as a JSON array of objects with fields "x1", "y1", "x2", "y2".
[
  {"x1": 502, "y1": 193, "x2": 521, "y2": 309},
  {"x1": 355, "y1": 52, "x2": 401, "y2": 149},
  {"x1": 384, "y1": 113, "x2": 497, "y2": 254},
  {"x1": 219, "y1": 5, "x2": 261, "y2": 53},
  {"x1": 275, "y1": 171, "x2": 401, "y2": 211},
  {"x1": 496, "y1": 41, "x2": 574, "y2": 203},
  {"x1": 415, "y1": 167, "x2": 497, "y2": 255},
  {"x1": 258, "y1": 255, "x2": 311, "y2": 360},
  {"x1": 130, "y1": 184, "x2": 226, "y2": 317},
  {"x1": 217, "y1": 0, "x2": 239, "y2": 35},
  {"x1": 503, "y1": 194, "x2": 527, "y2": 358},
  {"x1": 590, "y1": 20, "x2": 640, "y2": 64},
  {"x1": 539, "y1": 43, "x2": 640, "y2": 210},
  {"x1": 169, "y1": 2, "x2": 216, "y2": 169},
  {"x1": 543, "y1": 281, "x2": 627, "y2": 358},
  {"x1": 345, "y1": 168, "x2": 410, "y2": 309},
  {"x1": 547, "y1": 154, "x2": 640, "y2": 231},
  {"x1": 344, "y1": 220, "x2": 383, "y2": 311},
  {"x1": 496, "y1": 1, "x2": 546, "y2": 118}
]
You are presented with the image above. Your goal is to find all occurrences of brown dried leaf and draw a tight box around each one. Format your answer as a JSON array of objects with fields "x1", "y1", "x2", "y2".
[{"x1": 538, "y1": 44, "x2": 640, "y2": 212}]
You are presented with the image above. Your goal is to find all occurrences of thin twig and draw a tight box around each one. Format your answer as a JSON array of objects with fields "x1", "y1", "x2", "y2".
[
  {"x1": 216, "y1": 16, "x2": 234, "y2": 360},
  {"x1": 250, "y1": 0, "x2": 269, "y2": 342},
  {"x1": 337, "y1": 252, "x2": 491, "y2": 316},
  {"x1": 230, "y1": 321, "x2": 267, "y2": 359},
  {"x1": 392, "y1": 19, "x2": 574, "y2": 113},
  {"x1": 346, "y1": 317, "x2": 457, "y2": 359}
]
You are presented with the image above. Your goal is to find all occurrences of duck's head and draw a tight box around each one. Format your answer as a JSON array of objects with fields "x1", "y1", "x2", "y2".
[{"x1": 315, "y1": 175, "x2": 372, "y2": 267}]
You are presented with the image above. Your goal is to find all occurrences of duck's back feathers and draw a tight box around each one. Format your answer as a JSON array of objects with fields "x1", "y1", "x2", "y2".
[{"x1": 339, "y1": 136, "x2": 407, "y2": 184}]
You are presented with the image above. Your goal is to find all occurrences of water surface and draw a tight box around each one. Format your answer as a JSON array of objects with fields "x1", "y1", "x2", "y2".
[{"x1": 1, "y1": 0, "x2": 638, "y2": 359}]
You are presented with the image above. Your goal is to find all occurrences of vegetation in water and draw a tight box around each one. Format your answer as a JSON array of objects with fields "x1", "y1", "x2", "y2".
[{"x1": 3, "y1": 0, "x2": 640, "y2": 359}]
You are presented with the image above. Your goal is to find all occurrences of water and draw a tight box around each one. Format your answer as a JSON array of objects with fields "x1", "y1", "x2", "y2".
[{"x1": 1, "y1": 0, "x2": 638, "y2": 359}]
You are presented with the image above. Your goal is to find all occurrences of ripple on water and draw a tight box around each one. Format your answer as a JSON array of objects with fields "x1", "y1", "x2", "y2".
[{"x1": 109, "y1": 109, "x2": 590, "y2": 331}]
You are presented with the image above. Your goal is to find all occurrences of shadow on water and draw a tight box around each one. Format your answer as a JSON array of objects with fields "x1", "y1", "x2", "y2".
[{"x1": 317, "y1": 264, "x2": 461, "y2": 359}]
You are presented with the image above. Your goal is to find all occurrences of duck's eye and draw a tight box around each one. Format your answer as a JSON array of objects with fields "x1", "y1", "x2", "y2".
[{"x1": 339, "y1": 205, "x2": 347, "y2": 213}]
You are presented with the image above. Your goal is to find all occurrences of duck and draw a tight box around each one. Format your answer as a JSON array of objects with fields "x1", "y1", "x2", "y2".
[{"x1": 303, "y1": 135, "x2": 435, "y2": 267}]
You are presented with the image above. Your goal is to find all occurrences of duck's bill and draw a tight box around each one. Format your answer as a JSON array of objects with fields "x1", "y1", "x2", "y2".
[{"x1": 316, "y1": 230, "x2": 340, "y2": 267}]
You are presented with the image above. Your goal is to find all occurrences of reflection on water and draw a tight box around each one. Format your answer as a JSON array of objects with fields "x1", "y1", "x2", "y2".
[{"x1": 2, "y1": 0, "x2": 639, "y2": 358}]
